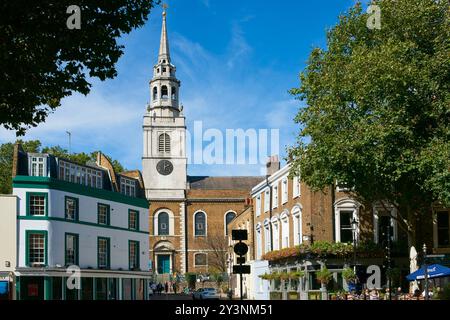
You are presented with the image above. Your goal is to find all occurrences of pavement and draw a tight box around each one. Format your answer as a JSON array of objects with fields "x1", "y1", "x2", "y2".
[
  {"x1": 149, "y1": 293, "x2": 194, "y2": 300},
  {"x1": 149, "y1": 293, "x2": 234, "y2": 300}
]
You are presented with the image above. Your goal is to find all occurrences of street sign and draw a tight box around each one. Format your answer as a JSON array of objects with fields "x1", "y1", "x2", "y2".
[
  {"x1": 236, "y1": 257, "x2": 246, "y2": 264},
  {"x1": 234, "y1": 242, "x2": 248, "y2": 256},
  {"x1": 232, "y1": 229, "x2": 248, "y2": 241},
  {"x1": 233, "y1": 265, "x2": 251, "y2": 274}
]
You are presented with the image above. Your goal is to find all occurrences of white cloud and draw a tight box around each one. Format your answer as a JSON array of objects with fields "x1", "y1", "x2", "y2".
[
  {"x1": 226, "y1": 22, "x2": 252, "y2": 69},
  {"x1": 0, "y1": 13, "x2": 300, "y2": 177}
]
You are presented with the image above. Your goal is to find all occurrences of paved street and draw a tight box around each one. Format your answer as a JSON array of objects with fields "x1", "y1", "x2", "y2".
[
  {"x1": 149, "y1": 293, "x2": 194, "y2": 300},
  {"x1": 149, "y1": 293, "x2": 232, "y2": 300}
]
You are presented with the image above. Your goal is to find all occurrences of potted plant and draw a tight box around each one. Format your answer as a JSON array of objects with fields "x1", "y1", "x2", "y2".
[
  {"x1": 342, "y1": 267, "x2": 357, "y2": 284},
  {"x1": 316, "y1": 267, "x2": 332, "y2": 285},
  {"x1": 280, "y1": 272, "x2": 290, "y2": 281},
  {"x1": 289, "y1": 270, "x2": 305, "y2": 280},
  {"x1": 271, "y1": 272, "x2": 281, "y2": 281},
  {"x1": 259, "y1": 273, "x2": 272, "y2": 281}
]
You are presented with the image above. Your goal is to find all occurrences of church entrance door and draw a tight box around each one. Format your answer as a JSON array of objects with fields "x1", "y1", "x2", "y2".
[{"x1": 157, "y1": 255, "x2": 171, "y2": 274}]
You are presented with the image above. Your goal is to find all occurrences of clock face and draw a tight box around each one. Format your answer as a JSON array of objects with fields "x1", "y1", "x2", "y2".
[{"x1": 156, "y1": 160, "x2": 173, "y2": 176}]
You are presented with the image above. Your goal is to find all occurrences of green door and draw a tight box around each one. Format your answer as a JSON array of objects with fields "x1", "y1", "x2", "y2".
[{"x1": 157, "y1": 255, "x2": 170, "y2": 274}]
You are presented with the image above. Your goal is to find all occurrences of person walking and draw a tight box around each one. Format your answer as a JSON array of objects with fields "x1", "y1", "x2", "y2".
[
  {"x1": 165, "y1": 282, "x2": 169, "y2": 294},
  {"x1": 172, "y1": 282, "x2": 178, "y2": 294},
  {"x1": 157, "y1": 283, "x2": 163, "y2": 295}
]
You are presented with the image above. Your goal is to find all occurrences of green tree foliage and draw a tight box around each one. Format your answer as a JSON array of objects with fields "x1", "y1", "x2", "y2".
[
  {"x1": 289, "y1": 0, "x2": 449, "y2": 247},
  {"x1": 0, "y1": 140, "x2": 125, "y2": 194},
  {"x1": 0, "y1": 140, "x2": 41, "y2": 194},
  {"x1": 0, "y1": 0, "x2": 158, "y2": 135}
]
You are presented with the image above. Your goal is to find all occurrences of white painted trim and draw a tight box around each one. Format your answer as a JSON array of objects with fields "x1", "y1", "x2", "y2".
[
  {"x1": 280, "y1": 210, "x2": 290, "y2": 248},
  {"x1": 334, "y1": 198, "x2": 361, "y2": 243},
  {"x1": 224, "y1": 210, "x2": 237, "y2": 236},
  {"x1": 251, "y1": 163, "x2": 291, "y2": 195},
  {"x1": 255, "y1": 226, "x2": 262, "y2": 260},
  {"x1": 193, "y1": 252, "x2": 208, "y2": 267},
  {"x1": 291, "y1": 204, "x2": 303, "y2": 245},
  {"x1": 255, "y1": 194, "x2": 262, "y2": 217},
  {"x1": 272, "y1": 185, "x2": 279, "y2": 209},
  {"x1": 154, "y1": 208, "x2": 175, "y2": 236},
  {"x1": 281, "y1": 178, "x2": 288, "y2": 204},
  {"x1": 264, "y1": 188, "x2": 270, "y2": 213},
  {"x1": 372, "y1": 203, "x2": 398, "y2": 244}
]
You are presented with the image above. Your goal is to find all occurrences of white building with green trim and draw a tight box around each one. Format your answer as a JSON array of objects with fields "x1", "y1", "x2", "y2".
[{"x1": 0, "y1": 144, "x2": 152, "y2": 300}]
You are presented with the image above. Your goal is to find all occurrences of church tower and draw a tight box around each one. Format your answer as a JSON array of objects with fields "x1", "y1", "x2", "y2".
[{"x1": 142, "y1": 8, "x2": 187, "y2": 200}]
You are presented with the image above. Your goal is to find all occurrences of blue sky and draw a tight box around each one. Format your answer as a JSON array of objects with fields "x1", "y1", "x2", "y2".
[{"x1": 0, "y1": 0, "x2": 362, "y2": 176}]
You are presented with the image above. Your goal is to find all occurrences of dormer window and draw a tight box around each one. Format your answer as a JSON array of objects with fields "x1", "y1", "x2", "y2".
[
  {"x1": 29, "y1": 156, "x2": 47, "y2": 177},
  {"x1": 59, "y1": 160, "x2": 103, "y2": 189},
  {"x1": 120, "y1": 177, "x2": 136, "y2": 197}
]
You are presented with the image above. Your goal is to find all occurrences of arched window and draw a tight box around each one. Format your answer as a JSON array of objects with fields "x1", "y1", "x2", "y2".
[
  {"x1": 263, "y1": 219, "x2": 271, "y2": 254},
  {"x1": 171, "y1": 87, "x2": 176, "y2": 100},
  {"x1": 161, "y1": 85, "x2": 168, "y2": 99},
  {"x1": 194, "y1": 253, "x2": 207, "y2": 267},
  {"x1": 224, "y1": 211, "x2": 236, "y2": 235},
  {"x1": 158, "y1": 133, "x2": 170, "y2": 153},
  {"x1": 153, "y1": 87, "x2": 158, "y2": 101},
  {"x1": 194, "y1": 212, "x2": 206, "y2": 236},
  {"x1": 256, "y1": 223, "x2": 262, "y2": 260},
  {"x1": 281, "y1": 212, "x2": 290, "y2": 248},
  {"x1": 271, "y1": 217, "x2": 280, "y2": 250},
  {"x1": 158, "y1": 212, "x2": 169, "y2": 235}
]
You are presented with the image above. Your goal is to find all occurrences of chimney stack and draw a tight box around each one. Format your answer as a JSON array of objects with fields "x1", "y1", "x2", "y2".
[{"x1": 266, "y1": 155, "x2": 280, "y2": 177}]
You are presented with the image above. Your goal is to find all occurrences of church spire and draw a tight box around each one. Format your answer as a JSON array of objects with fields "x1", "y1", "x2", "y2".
[
  {"x1": 149, "y1": 5, "x2": 181, "y2": 114},
  {"x1": 158, "y1": 4, "x2": 170, "y2": 63}
]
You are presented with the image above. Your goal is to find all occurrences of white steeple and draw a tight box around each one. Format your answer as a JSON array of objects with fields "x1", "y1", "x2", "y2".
[
  {"x1": 148, "y1": 7, "x2": 181, "y2": 116},
  {"x1": 142, "y1": 7, "x2": 187, "y2": 200},
  {"x1": 158, "y1": 8, "x2": 170, "y2": 63}
]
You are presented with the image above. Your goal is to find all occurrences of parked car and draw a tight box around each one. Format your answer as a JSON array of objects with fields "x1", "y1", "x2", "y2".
[{"x1": 192, "y1": 288, "x2": 220, "y2": 300}]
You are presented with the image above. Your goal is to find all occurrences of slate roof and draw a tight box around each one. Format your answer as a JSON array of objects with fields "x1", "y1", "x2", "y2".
[{"x1": 187, "y1": 176, "x2": 264, "y2": 190}]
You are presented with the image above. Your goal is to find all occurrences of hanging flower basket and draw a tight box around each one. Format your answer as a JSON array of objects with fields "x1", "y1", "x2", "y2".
[
  {"x1": 316, "y1": 267, "x2": 333, "y2": 285},
  {"x1": 289, "y1": 271, "x2": 305, "y2": 280}
]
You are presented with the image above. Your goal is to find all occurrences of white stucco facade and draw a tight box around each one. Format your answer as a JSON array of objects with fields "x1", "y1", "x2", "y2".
[{"x1": 13, "y1": 185, "x2": 149, "y2": 271}]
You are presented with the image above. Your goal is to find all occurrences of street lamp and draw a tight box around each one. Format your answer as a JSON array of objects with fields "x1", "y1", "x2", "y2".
[
  {"x1": 227, "y1": 245, "x2": 233, "y2": 299},
  {"x1": 385, "y1": 225, "x2": 392, "y2": 300},
  {"x1": 423, "y1": 244, "x2": 429, "y2": 300},
  {"x1": 351, "y1": 217, "x2": 358, "y2": 273}
]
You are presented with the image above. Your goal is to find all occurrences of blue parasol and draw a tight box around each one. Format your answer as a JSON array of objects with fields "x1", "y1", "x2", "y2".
[{"x1": 406, "y1": 264, "x2": 450, "y2": 281}]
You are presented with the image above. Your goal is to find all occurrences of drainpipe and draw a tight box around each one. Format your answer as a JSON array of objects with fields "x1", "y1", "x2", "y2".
[
  {"x1": 331, "y1": 183, "x2": 336, "y2": 242},
  {"x1": 184, "y1": 190, "x2": 189, "y2": 273},
  {"x1": 266, "y1": 175, "x2": 273, "y2": 252}
]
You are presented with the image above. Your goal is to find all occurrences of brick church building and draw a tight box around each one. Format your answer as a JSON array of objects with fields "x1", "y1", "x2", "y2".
[{"x1": 141, "y1": 9, "x2": 262, "y2": 276}]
